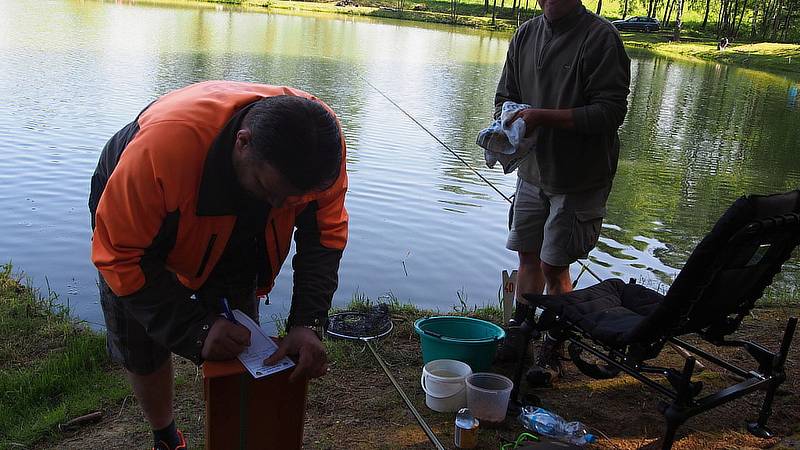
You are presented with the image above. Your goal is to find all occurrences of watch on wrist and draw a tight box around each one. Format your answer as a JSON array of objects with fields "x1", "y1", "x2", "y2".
[{"x1": 291, "y1": 323, "x2": 325, "y2": 340}]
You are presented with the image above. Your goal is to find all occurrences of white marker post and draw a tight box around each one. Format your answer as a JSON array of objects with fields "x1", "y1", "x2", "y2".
[{"x1": 501, "y1": 270, "x2": 518, "y2": 324}]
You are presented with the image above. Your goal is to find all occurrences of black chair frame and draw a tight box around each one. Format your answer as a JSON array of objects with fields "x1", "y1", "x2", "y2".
[
  {"x1": 508, "y1": 193, "x2": 800, "y2": 449},
  {"x1": 510, "y1": 309, "x2": 796, "y2": 449}
]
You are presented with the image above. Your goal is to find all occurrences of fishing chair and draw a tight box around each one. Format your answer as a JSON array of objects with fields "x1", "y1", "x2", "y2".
[{"x1": 509, "y1": 190, "x2": 800, "y2": 449}]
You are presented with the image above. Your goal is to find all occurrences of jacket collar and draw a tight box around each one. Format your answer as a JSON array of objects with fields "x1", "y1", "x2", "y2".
[
  {"x1": 545, "y1": 4, "x2": 585, "y2": 33},
  {"x1": 196, "y1": 104, "x2": 255, "y2": 216}
]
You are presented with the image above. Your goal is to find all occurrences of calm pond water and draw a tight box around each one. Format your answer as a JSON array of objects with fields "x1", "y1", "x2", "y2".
[{"x1": 1, "y1": 0, "x2": 799, "y2": 332}]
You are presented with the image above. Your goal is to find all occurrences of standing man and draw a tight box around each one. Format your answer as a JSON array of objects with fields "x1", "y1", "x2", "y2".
[
  {"x1": 89, "y1": 81, "x2": 348, "y2": 449},
  {"x1": 495, "y1": 0, "x2": 630, "y2": 385}
]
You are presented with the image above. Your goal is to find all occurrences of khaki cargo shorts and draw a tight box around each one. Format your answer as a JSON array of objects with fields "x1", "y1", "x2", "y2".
[
  {"x1": 99, "y1": 274, "x2": 260, "y2": 375},
  {"x1": 506, "y1": 177, "x2": 611, "y2": 267}
]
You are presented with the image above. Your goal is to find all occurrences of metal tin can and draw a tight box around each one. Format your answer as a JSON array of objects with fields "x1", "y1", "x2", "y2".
[{"x1": 454, "y1": 408, "x2": 479, "y2": 449}]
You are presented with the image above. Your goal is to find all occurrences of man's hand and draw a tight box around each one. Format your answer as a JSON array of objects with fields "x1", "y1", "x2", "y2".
[
  {"x1": 506, "y1": 108, "x2": 575, "y2": 135},
  {"x1": 264, "y1": 327, "x2": 328, "y2": 382},
  {"x1": 506, "y1": 108, "x2": 543, "y2": 137},
  {"x1": 201, "y1": 319, "x2": 251, "y2": 360}
]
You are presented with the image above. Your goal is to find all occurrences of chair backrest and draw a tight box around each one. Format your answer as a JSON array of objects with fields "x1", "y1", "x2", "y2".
[{"x1": 632, "y1": 190, "x2": 800, "y2": 342}]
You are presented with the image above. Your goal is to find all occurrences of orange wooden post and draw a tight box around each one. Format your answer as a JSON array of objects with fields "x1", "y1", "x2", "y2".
[{"x1": 202, "y1": 358, "x2": 308, "y2": 450}]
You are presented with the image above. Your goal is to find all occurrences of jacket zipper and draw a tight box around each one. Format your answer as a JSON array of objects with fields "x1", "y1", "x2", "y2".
[
  {"x1": 195, "y1": 233, "x2": 217, "y2": 277},
  {"x1": 270, "y1": 220, "x2": 281, "y2": 262},
  {"x1": 538, "y1": 36, "x2": 553, "y2": 69}
]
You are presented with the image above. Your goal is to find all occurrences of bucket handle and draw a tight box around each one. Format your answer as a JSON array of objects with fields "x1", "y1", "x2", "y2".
[
  {"x1": 420, "y1": 372, "x2": 467, "y2": 399},
  {"x1": 421, "y1": 329, "x2": 502, "y2": 342}
]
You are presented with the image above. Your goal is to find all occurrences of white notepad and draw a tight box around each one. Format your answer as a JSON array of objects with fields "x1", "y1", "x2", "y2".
[{"x1": 232, "y1": 309, "x2": 295, "y2": 379}]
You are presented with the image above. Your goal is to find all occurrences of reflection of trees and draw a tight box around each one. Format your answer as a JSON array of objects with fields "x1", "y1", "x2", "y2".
[
  {"x1": 433, "y1": 61, "x2": 508, "y2": 199},
  {"x1": 144, "y1": 7, "x2": 798, "y2": 299},
  {"x1": 150, "y1": 9, "x2": 368, "y2": 166},
  {"x1": 610, "y1": 50, "x2": 800, "y2": 297}
]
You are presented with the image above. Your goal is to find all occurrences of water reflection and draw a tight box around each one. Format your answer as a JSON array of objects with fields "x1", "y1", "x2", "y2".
[{"x1": 0, "y1": 0, "x2": 799, "y2": 331}]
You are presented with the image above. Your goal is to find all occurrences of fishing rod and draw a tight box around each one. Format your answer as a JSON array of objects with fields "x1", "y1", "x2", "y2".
[
  {"x1": 356, "y1": 74, "x2": 604, "y2": 286},
  {"x1": 364, "y1": 338, "x2": 446, "y2": 450}
]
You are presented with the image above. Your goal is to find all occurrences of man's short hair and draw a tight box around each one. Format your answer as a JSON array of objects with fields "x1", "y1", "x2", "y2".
[{"x1": 244, "y1": 95, "x2": 342, "y2": 191}]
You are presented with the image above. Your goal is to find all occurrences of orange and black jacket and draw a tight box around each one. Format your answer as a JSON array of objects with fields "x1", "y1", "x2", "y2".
[{"x1": 89, "y1": 81, "x2": 348, "y2": 364}]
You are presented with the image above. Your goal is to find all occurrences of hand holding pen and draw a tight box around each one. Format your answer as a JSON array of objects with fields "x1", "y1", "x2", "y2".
[{"x1": 200, "y1": 298, "x2": 251, "y2": 361}]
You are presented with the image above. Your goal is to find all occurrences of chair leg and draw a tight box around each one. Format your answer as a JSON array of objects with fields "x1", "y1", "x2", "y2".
[
  {"x1": 509, "y1": 320, "x2": 537, "y2": 408},
  {"x1": 747, "y1": 386, "x2": 776, "y2": 438},
  {"x1": 661, "y1": 419, "x2": 680, "y2": 450},
  {"x1": 747, "y1": 317, "x2": 797, "y2": 438}
]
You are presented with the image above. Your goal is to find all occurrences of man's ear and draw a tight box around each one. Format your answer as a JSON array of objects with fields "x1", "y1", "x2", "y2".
[{"x1": 235, "y1": 129, "x2": 252, "y2": 151}]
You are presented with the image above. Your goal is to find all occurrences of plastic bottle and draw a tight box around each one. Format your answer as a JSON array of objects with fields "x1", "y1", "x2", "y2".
[{"x1": 518, "y1": 406, "x2": 597, "y2": 446}]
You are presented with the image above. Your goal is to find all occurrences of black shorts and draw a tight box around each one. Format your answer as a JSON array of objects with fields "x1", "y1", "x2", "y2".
[{"x1": 99, "y1": 273, "x2": 260, "y2": 375}]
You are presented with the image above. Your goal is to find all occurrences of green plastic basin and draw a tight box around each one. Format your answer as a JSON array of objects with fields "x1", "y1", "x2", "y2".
[{"x1": 414, "y1": 316, "x2": 506, "y2": 372}]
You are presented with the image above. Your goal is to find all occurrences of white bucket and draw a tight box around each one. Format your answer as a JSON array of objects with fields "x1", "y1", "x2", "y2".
[
  {"x1": 420, "y1": 359, "x2": 472, "y2": 412},
  {"x1": 465, "y1": 372, "x2": 513, "y2": 423}
]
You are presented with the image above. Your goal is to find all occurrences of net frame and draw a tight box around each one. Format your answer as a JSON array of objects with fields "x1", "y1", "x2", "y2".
[{"x1": 325, "y1": 305, "x2": 394, "y2": 340}]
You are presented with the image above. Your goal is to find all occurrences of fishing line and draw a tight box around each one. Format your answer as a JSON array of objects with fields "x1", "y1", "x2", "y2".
[
  {"x1": 356, "y1": 74, "x2": 603, "y2": 285},
  {"x1": 356, "y1": 74, "x2": 512, "y2": 204}
]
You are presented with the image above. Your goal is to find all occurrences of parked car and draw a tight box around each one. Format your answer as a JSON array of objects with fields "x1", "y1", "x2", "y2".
[{"x1": 612, "y1": 16, "x2": 660, "y2": 32}]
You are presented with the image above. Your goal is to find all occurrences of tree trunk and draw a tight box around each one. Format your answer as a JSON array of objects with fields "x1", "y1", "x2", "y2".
[
  {"x1": 663, "y1": 0, "x2": 674, "y2": 27},
  {"x1": 484, "y1": 0, "x2": 489, "y2": 14},
  {"x1": 780, "y1": 1, "x2": 794, "y2": 41},
  {"x1": 729, "y1": 0, "x2": 742, "y2": 36},
  {"x1": 596, "y1": 0, "x2": 603, "y2": 14},
  {"x1": 716, "y1": 0, "x2": 727, "y2": 35},
  {"x1": 770, "y1": 0, "x2": 784, "y2": 40},
  {"x1": 492, "y1": 0, "x2": 498, "y2": 25},
  {"x1": 647, "y1": 0, "x2": 655, "y2": 17},
  {"x1": 673, "y1": 0, "x2": 685, "y2": 40},
  {"x1": 760, "y1": 0, "x2": 775, "y2": 37},
  {"x1": 734, "y1": 0, "x2": 748, "y2": 38},
  {"x1": 701, "y1": 0, "x2": 712, "y2": 28},
  {"x1": 750, "y1": 0, "x2": 760, "y2": 38},
  {"x1": 622, "y1": 0, "x2": 630, "y2": 18}
]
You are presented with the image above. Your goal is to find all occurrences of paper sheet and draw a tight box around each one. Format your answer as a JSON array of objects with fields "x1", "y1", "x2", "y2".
[{"x1": 233, "y1": 309, "x2": 295, "y2": 378}]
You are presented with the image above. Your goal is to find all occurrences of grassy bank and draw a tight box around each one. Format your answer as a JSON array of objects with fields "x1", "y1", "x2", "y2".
[
  {"x1": 45, "y1": 294, "x2": 800, "y2": 449},
  {"x1": 4, "y1": 263, "x2": 796, "y2": 448},
  {"x1": 622, "y1": 32, "x2": 800, "y2": 74},
  {"x1": 0, "y1": 265, "x2": 129, "y2": 449}
]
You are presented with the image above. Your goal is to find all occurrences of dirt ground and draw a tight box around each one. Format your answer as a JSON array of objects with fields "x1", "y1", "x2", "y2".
[{"x1": 49, "y1": 307, "x2": 800, "y2": 449}]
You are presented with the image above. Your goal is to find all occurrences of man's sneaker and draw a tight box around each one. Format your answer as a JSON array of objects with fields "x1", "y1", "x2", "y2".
[
  {"x1": 494, "y1": 320, "x2": 527, "y2": 362},
  {"x1": 153, "y1": 430, "x2": 187, "y2": 450},
  {"x1": 525, "y1": 335, "x2": 566, "y2": 387}
]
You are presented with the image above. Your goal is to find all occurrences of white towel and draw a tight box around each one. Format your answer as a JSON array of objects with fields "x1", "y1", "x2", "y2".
[{"x1": 476, "y1": 101, "x2": 537, "y2": 174}]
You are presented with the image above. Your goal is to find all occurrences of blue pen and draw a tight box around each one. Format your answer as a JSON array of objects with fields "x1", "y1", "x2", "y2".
[{"x1": 220, "y1": 298, "x2": 239, "y2": 325}]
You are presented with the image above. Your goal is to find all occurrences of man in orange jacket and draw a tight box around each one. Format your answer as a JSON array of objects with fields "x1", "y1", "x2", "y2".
[{"x1": 89, "y1": 81, "x2": 348, "y2": 450}]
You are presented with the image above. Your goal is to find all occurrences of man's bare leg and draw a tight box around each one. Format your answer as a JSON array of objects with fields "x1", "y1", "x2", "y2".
[
  {"x1": 514, "y1": 251, "x2": 547, "y2": 310},
  {"x1": 527, "y1": 261, "x2": 573, "y2": 386},
  {"x1": 126, "y1": 358, "x2": 176, "y2": 443},
  {"x1": 541, "y1": 262, "x2": 571, "y2": 295}
]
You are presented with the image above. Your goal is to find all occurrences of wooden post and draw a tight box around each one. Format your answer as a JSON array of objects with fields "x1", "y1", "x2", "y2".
[
  {"x1": 502, "y1": 270, "x2": 518, "y2": 324},
  {"x1": 203, "y1": 356, "x2": 308, "y2": 449}
]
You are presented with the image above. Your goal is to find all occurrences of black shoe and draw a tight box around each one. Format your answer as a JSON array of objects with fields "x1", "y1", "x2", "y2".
[
  {"x1": 153, "y1": 430, "x2": 187, "y2": 450},
  {"x1": 494, "y1": 321, "x2": 527, "y2": 362},
  {"x1": 526, "y1": 335, "x2": 565, "y2": 387}
]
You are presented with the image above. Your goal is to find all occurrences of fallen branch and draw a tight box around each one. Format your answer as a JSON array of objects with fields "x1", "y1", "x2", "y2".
[{"x1": 58, "y1": 411, "x2": 103, "y2": 432}]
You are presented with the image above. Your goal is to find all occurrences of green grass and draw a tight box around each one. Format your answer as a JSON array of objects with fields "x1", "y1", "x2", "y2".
[{"x1": 0, "y1": 264, "x2": 129, "y2": 448}]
